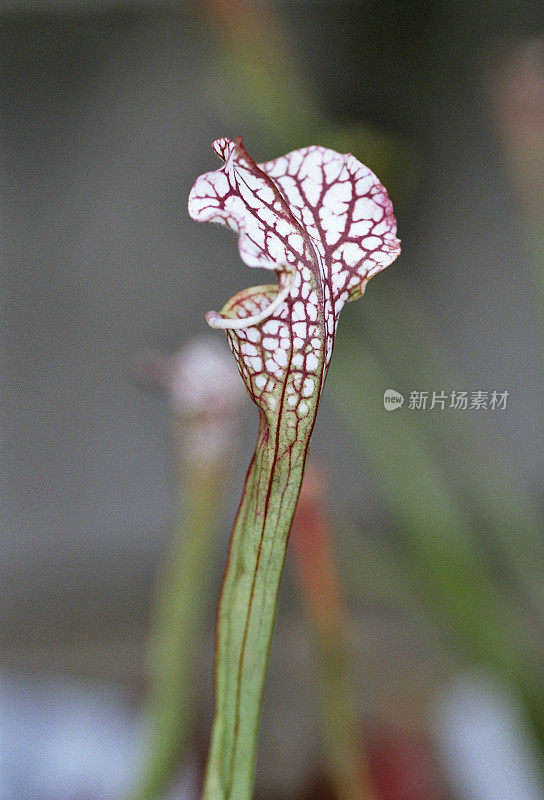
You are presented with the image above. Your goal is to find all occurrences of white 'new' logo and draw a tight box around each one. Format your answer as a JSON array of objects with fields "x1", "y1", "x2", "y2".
[{"x1": 383, "y1": 389, "x2": 404, "y2": 411}]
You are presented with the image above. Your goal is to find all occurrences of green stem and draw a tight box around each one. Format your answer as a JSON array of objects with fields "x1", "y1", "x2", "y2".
[
  {"x1": 202, "y1": 410, "x2": 312, "y2": 800},
  {"x1": 131, "y1": 448, "x2": 226, "y2": 800}
]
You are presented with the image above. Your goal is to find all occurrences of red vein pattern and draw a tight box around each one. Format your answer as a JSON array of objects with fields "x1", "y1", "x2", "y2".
[
  {"x1": 188, "y1": 136, "x2": 400, "y2": 417},
  {"x1": 188, "y1": 137, "x2": 400, "y2": 800}
]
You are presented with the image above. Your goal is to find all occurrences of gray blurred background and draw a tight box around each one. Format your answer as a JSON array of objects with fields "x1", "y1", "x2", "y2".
[{"x1": 1, "y1": 1, "x2": 544, "y2": 798}]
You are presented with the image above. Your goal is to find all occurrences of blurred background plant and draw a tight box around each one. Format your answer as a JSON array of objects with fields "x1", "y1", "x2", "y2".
[
  {"x1": 290, "y1": 465, "x2": 382, "y2": 800},
  {"x1": 130, "y1": 339, "x2": 245, "y2": 800},
  {"x1": 1, "y1": 1, "x2": 543, "y2": 799}
]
